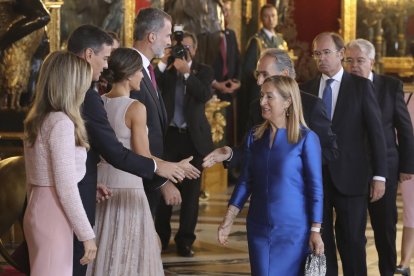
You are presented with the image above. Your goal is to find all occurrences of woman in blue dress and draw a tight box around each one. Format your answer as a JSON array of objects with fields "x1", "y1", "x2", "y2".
[{"x1": 218, "y1": 75, "x2": 324, "y2": 276}]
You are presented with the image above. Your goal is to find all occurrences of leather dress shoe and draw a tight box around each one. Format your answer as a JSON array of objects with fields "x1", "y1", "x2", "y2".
[
  {"x1": 395, "y1": 265, "x2": 411, "y2": 276},
  {"x1": 176, "y1": 245, "x2": 194, "y2": 257}
]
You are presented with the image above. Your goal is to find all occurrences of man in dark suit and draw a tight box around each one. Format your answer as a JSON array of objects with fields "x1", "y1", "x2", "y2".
[
  {"x1": 67, "y1": 24, "x2": 185, "y2": 276},
  {"x1": 211, "y1": 0, "x2": 241, "y2": 146},
  {"x1": 154, "y1": 31, "x2": 214, "y2": 257},
  {"x1": 345, "y1": 38, "x2": 414, "y2": 276},
  {"x1": 130, "y1": 8, "x2": 180, "y2": 216},
  {"x1": 203, "y1": 48, "x2": 337, "y2": 168},
  {"x1": 300, "y1": 32, "x2": 388, "y2": 276}
]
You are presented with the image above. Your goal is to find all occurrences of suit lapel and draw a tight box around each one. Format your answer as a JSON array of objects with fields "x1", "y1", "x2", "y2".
[
  {"x1": 332, "y1": 71, "x2": 351, "y2": 125},
  {"x1": 307, "y1": 77, "x2": 321, "y2": 98},
  {"x1": 143, "y1": 70, "x2": 167, "y2": 131},
  {"x1": 373, "y1": 73, "x2": 385, "y2": 106}
]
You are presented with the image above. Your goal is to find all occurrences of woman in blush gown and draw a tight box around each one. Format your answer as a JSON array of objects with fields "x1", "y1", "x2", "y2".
[
  {"x1": 85, "y1": 48, "x2": 164, "y2": 276},
  {"x1": 218, "y1": 75, "x2": 324, "y2": 276}
]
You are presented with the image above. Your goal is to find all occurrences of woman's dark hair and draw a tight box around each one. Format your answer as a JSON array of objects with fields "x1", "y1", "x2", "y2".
[{"x1": 102, "y1": 48, "x2": 143, "y2": 84}]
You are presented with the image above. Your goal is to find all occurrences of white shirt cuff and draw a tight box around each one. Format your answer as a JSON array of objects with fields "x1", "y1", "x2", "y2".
[
  {"x1": 373, "y1": 176, "x2": 386, "y2": 182},
  {"x1": 226, "y1": 148, "x2": 233, "y2": 161},
  {"x1": 153, "y1": 159, "x2": 157, "y2": 172}
]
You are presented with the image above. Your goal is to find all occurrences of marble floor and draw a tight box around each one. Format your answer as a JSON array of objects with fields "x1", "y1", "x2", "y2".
[
  {"x1": 162, "y1": 187, "x2": 412, "y2": 276},
  {"x1": 0, "y1": 187, "x2": 412, "y2": 276}
]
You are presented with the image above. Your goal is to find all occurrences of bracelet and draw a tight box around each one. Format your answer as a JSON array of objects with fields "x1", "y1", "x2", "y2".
[{"x1": 310, "y1": 227, "x2": 321, "y2": 233}]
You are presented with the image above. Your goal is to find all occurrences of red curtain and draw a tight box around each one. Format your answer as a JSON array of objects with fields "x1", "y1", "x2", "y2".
[
  {"x1": 293, "y1": 0, "x2": 341, "y2": 46},
  {"x1": 136, "y1": 0, "x2": 152, "y2": 14}
]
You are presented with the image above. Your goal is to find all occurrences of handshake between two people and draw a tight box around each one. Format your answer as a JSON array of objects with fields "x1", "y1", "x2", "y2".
[{"x1": 96, "y1": 156, "x2": 201, "y2": 206}]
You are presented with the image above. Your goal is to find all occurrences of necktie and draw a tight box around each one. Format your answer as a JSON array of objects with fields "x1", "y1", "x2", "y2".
[
  {"x1": 147, "y1": 64, "x2": 158, "y2": 91},
  {"x1": 173, "y1": 75, "x2": 186, "y2": 128},
  {"x1": 322, "y1": 78, "x2": 334, "y2": 119},
  {"x1": 219, "y1": 34, "x2": 228, "y2": 78}
]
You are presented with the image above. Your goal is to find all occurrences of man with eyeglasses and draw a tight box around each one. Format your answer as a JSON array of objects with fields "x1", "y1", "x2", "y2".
[
  {"x1": 300, "y1": 32, "x2": 388, "y2": 276},
  {"x1": 345, "y1": 38, "x2": 414, "y2": 276},
  {"x1": 203, "y1": 48, "x2": 337, "y2": 173}
]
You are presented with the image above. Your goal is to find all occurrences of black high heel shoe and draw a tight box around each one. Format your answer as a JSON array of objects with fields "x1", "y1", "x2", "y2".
[{"x1": 395, "y1": 265, "x2": 411, "y2": 276}]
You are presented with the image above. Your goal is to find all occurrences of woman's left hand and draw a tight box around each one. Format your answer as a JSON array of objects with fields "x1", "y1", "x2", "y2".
[{"x1": 309, "y1": 232, "x2": 324, "y2": 255}]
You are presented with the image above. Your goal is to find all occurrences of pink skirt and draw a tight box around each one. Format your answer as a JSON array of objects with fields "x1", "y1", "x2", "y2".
[{"x1": 23, "y1": 186, "x2": 74, "y2": 276}]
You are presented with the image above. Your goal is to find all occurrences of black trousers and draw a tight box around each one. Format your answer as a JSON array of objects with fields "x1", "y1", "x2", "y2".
[
  {"x1": 155, "y1": 127, "x2": 203, "y2": 248},
  {"x1": 323, "y1": 170, "x2": 368, "y2": 276},
  {"x1": 145, "y1": 185, "x2": 161, "y2": 218},
  {"x1": 368, "y1": 176, "x2": 398, "y2": 276}
]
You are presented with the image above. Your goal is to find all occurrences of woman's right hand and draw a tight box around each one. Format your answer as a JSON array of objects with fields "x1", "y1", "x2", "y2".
[
  {"x1": 218, "y1": 221, "x2": 232, "y2": 245},
  {"x1": 80, "y1": 239, "x2": 97, "y2": 265},
  {"x1": 217, "y1": 205, "x2": 240, "y2": 246}
]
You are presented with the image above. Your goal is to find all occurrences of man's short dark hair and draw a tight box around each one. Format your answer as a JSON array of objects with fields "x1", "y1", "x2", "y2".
[
  {"x1": 67, "y1": 24, "x2": 113, "y2": 55},
  {"x1": 313, "y1": 32, "x2": 345, "y2": 51},
  {"x1": 260, "y1": 3, "x2": 277, "y2": 19},
  {"x1": 133, "y1": 7, "x2": 172, "y2": 41}
]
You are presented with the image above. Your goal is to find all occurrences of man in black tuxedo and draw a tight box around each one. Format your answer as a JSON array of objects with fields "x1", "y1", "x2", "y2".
[
  {"x1": 300, "y1": 32, "x2": 388, "y2": 276},
  {"x1": 67, "y1": 24, "x2": 185, "y2": 276},
  {"x1": 154, "y1": 31, "x2": 214, "y2": 257},
  {"x1": 345, "y1": 38, "x2": 414, "y2": 276},
  {"x1": 203, "y1": 48, "x2": 338, "y2": 168},
  {"x1": 130, "y1": 8, "x2": 177, "y2": 216}
]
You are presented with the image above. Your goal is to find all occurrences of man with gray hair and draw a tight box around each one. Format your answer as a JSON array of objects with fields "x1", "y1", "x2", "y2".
[
  {"x1": 203, "y1": 48, "x2": 337, "y2": 168},
  {"x1": 130, "y1": 8, "x2": 184, "y2": 216},
  {"x1": 345, "y1": 38, "x2": 414, "y2": 276}
]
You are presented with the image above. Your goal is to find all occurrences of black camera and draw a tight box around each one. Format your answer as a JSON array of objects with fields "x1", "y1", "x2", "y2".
[{"x1": 167, "y1": 25, "x2": 187, "y2": 66}]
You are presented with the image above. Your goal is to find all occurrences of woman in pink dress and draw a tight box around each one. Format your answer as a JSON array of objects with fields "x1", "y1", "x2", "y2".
[{"x1": 23, "y1": 51, "x2": 97, "y2": 276}]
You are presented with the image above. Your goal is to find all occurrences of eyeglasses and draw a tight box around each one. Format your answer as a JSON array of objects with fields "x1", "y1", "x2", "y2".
[
  {"x1": 254, "y1": 71, "x2": 270, "y2": 80},
  {"x1": 344, "y1": 58, "x2": 368, "y2": 65},
  {"x1": 312, "y1": 49, "x2": 341, "y2": 59}
]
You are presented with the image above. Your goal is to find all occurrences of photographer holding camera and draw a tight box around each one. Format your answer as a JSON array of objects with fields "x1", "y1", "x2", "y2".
[{"x1": 154, "y1": 30, "x2": 215, "y2": 257}]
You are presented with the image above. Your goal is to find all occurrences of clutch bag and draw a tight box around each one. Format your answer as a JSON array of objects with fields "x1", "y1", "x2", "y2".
[{"x1": 304, "y1": 253, "x2": 326, "y2": 276}]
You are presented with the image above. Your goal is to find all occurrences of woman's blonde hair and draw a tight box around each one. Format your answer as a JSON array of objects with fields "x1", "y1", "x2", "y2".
[
  {"x1": 254, "y1": 75, "x2": 307, "y2": 143},
  {"x1": 24, "y1": 51, "x2": 92, "y2": 149}
]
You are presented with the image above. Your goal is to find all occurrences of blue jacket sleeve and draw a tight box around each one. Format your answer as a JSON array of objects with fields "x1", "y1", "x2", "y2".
[
  {"x1": 302, "y1": 130, "x2": 323, "y2": 224},
  {"x1": 228, "y1": 129, "x2": 255, "y2": 209}
]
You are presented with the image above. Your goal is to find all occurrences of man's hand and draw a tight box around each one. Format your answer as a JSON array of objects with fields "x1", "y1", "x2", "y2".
[
  {"x1": 96, "y1": 183, "x2": 112, "y2": 203},
  {"x1": 161, "y1": 47, "x2": 172, "y2": 65},
  {"x1": 400, "y1": 173, "x2": 413, "y2": 182},
  {"x1": 370, "y1": 180, "x2": 386, "y2": 202},
  {"x1": 226, "y1": 79, "x2": 241, "y2": 91},
  {"x1": 173, "y1": 58, "x2": 191, "y2": 75},
  {"x1": 155, "y1": 160, "x2": 185, "y2": 183},
  {"x1": 212, "y1": 81, "x2": 234, "y2": 94},
  {"x1": 160, "y1": 181, "x2": 182, "y2": 206},
  {"x1": 202, "y1": 146, "x2": 232, "y2": 168},
  {"x1": 178, "y1": 156, "x2": 201, "y2": 179}
]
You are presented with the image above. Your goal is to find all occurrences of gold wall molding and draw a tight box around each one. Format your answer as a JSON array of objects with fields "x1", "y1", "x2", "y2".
[
  {"x1": 45, "y1": 1, "x2": 64, "y2": 52},
  {"x1": 341, "y1": 0, "x2": 357, "y2": 42},
  {"x1": 123, "y1": 0, "x2": 135, "y2": 47}
]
